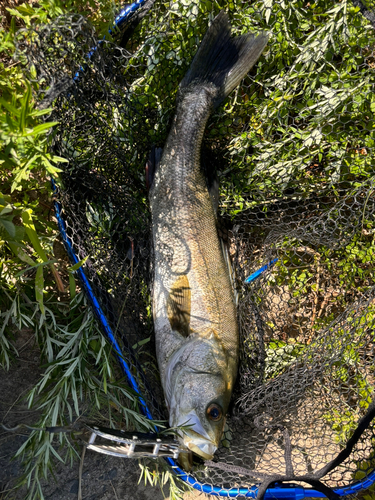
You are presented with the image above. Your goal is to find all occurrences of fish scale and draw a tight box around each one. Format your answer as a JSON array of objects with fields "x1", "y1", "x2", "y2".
[
  {"x1": 153, "y1": 92, "x2": 237, "y2": 349},
  {"x1": 149, "y1": 11, "x2": 268, "y2": 465}
]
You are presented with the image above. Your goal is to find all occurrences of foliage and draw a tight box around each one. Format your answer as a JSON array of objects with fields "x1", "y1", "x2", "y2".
[
  {"x1": 0, "y1": 0, "x2": 120, "y2": 362},
  {"x1": 138, "y1": 460, "x2": 192, "y2": 500},
  {"x1": 0, "y1": 1, "x2": 159, "y2": 498},
  {"x1": 323, "y1": 333, "x2": 373, "y2": 444},
  {"x1": 12, "y1": 293, "x2": 158, "y2": 500},
  {"x1": 354, "y1": 450, "x2": 375, "y2": 500},
  {"x1": 117, "y1": 0, "x2": 375, "y2": 210},
  {"x1": 0, "y1": 0, "x2": 374, "y2": 497},
  {"x1": 220, "y1": 0, "x2": 375, "y2": 207},
  {"x1": 264, "y1": 338, "x2": 305, "y2": 379}
]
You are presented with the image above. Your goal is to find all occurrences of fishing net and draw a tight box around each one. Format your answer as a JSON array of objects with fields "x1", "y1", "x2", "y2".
[{"x1": 19, "y1": 0, "x2": 375, "y2": 497}]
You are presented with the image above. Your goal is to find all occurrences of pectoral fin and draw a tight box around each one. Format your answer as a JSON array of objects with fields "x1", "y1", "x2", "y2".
[{"x1": 167, "y1": 275, "x2": 191, "y2": 337}]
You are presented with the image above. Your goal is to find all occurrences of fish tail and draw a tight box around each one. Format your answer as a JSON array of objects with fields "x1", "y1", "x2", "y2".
[{"x1": 179, "y1": 11, "x2": 268, "y2": 109}]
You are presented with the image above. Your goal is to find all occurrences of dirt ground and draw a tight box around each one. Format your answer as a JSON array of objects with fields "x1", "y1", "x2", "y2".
[{"x1": 0, "y1": 329, "x2": 208, "y2": 500}]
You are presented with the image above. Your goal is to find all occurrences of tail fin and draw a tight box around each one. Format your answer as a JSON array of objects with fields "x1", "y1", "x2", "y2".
[{"x1": 179, "y1": 11, "x2": 268, "y2": 108}]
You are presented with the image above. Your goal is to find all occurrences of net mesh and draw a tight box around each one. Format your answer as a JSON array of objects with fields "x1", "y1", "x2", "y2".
[{"x1": 20, "y1": 0, "x2": 375, "y2": 496}]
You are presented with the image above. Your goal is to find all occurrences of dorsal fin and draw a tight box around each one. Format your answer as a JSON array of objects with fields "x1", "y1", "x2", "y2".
[{"x1": 167, "y1": 275, "x2": 191, "y2": 337}]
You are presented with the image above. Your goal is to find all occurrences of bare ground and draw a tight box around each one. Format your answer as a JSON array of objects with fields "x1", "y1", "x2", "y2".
[{"x1": 0, "y1": 329, "x2": 208, "y2": 500}]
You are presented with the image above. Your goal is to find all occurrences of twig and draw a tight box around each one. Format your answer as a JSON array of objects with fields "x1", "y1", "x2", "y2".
[
  {"x1": 6, "y1": 61, "x2": 19, "y2": 69},
  {"x1": 78, "y1": 445, "x2": 86, "y2": 500},
  {"x1": 1, "y1": 387, "x2": 31, "y2": 424},
  {"x1": 0, "y1": 481, "x2": 11, "y2": 499},
  {"x1": 1, "y1": 423, "x2": 44, "y2": 432},
  {"x1": 110, "y1": 481, "x2": 119, "y2": 500},
  {"x1": 18, "y1": 334, "x2": 36, "y2": 353},
  {"x1": 317, "y1": 287, "x2": 335, "y2": 319},
  {"x1": 310, "y1": 253, "x2": 321, "y2": 331}
]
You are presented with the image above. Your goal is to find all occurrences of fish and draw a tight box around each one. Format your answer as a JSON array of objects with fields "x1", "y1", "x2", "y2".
[{"x1": 148, "y1": 11, "x2": 268, "y2": 463}]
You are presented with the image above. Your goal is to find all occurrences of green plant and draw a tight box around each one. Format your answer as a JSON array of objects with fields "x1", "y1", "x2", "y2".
[
  {"x1": 354, "y1": 449, "x2": 375, "y2": 500},
  {"x1": 264, "y1": 339, "x2": 305, "y2": 379},
  {"x1": 0, "y1": 2, "x2": 160, "y2": 498},
  {"x1": 1, "y1": 0, "x2": 375, "y2": 497},
  {"x1": 14, "y1": 292, "x2": 160, "y2": 500},
  {"x1": 219, "y1": 0, "x2": 375, "y2": 211},
  {"x1": 138, "y1": 460, "x2": 192, "y2": 500}
]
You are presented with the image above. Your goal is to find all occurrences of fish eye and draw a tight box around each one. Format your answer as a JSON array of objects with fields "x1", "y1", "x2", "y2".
[{"x1": 206, "y1": 403, "x2": 223, "y2": 422}]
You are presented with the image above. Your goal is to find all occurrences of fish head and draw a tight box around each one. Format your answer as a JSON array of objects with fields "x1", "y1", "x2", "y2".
[
  {"x1": 171, "y1": 379, "x2": 228, "y2": 460},
  {"x1": 165, "y1": 337, "x2": 234, "y2": 460}
]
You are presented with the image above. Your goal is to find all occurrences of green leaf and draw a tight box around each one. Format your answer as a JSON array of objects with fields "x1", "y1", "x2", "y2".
[
  {"x1": 68, "y1": 256, "x2": 89, "y2": 272},
  {"x1": 29, "y1": 107, "x2": 54, "y2": 117},
  {"x1": 0, "y1": 151, "x2": 18, "y2": 169},
  {"x1": 35, "y1": 264, "x2": 45, "y2": 315},
  {"x1": 9, "y1": 15, "x2": 16, "y2": 35},
  {"x1": 263, "y1": 0, "x2": 273, "y2": 24},
  {"x1": 63, "y1": 357, "x2": 80, "y2": 378},
  {"x1": 44, "y1": 164, "x2": 63, "y2": 175},
  {"x1": 0, "y1": 97, "x2": 21, "y2": 117},
  {"x1": 0, "y1": 218, "x2": 16, "y2": 238},
  {"x1": 12, "y1": 225, "x2": 25, "y2": 242},
  {"x1": 21, "y1": 209, "x2": 49, "y2": 262},
  {"x1": 0, "y1": 194, "x2": 11, "y2": 205},
  {"x1": 69, "y1": 273, "x2": 76, "y2": 299},
  {"x1": 132, "y1": 337, "x2": 151, "y2": 349},
  {"x1": 0, "y1": 206, "x2": 13, "y2": 216},
  {"x1": 8, "y1": 242, "x2": 35, "y2": 266},
  {"x1": 11, "y1": 154, "x2": 38, "y2": 192},
  {"x1": 20, "y1": 83, "x2": 32, "y2": 134},
  {"x1": 23, "y1": 121, "x2": 59, "y2": 137},
  {"x1": 51, "y1": 155, "x2": 69, "y2": 163},
  {"x1": 49, "y1": 443, "x2": 65, "y2": 464},
  {"x1": 15, "y1": 259, "x2": 56, "y2": 278}
]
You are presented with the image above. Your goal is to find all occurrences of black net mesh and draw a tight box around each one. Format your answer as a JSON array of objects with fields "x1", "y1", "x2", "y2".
[{"x1": 19, "y1": 0, "x2": 375, "y2": 497}]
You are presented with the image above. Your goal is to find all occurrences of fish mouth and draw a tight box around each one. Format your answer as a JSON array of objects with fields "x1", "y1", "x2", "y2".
[
  {"x1": 174, "y1": 411, "x2": 218, "y2": 460},
  {"x1": 183, "y1": 436, "x2": 217, "y2": 460}
]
